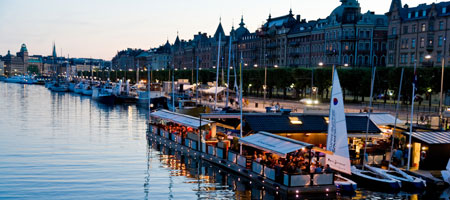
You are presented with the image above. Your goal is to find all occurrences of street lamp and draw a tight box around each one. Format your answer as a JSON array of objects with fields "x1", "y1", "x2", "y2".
[
  {"x1": 425, "y1": 55, "x2": 432, "y2": 60},
  {"x1": 274, "y1": 65, "x2": 278, "y2": 68},
  {"x1": 344, "y1": 63, "x2": 349, "y2": 67},
  {"x1": 318, "y1": 62, "x2": 324, "y2": 67},
  {"x1": 254, "y1": 64, "x2": 258, "y2": 68}
]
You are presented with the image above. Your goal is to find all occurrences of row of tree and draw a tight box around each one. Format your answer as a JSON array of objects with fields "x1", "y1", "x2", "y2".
[{"x1": 80, "y1": 67, "x2": 450, "y2": 103}]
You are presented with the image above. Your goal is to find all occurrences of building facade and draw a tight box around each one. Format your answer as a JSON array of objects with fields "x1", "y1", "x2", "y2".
[{"x1": 387, "y1": 0, "x2": 450, "y2": 67}]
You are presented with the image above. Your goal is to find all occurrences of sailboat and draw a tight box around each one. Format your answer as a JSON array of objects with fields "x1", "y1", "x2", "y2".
[
  {"x1": 325, "y1": 68, "x2": 357, "y2": 193},
  {"x1": 335, "y1": 67, "x2": 401, "y2": 191},
  {"x1": 367, "y1": 67, "x2": 426, "y2": 190}
]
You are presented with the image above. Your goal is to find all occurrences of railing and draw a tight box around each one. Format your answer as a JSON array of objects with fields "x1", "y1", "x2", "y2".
[
  {"x1": 284, "y1": 174, "x2": 311, "y2": 187},
  {"x1": 252, "y1": 161, "x2": 264, "y2": 175},
  {"x1": 216, "y1": 147, "x2": 224, "y2": 159},
  {"x1": 228, "y1": 151, "x2": 237, "y2": 163},
  {"x1": 207, "y1": 145, "x2": 216, "y2": 156},
  {"x1": 312, "y1": 173, "x2": 334, "y2": 185},
  {"x1": 264, "y1": 166, "x2": 276, "y2": 180},
  {"x1": 237, "y1": 155, "x2": 247, "y2": 167}
]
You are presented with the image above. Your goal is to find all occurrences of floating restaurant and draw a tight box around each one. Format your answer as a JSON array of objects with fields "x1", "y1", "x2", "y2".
[{"x1": 148, "y1": 109, "x2": 337, "y2": 195}]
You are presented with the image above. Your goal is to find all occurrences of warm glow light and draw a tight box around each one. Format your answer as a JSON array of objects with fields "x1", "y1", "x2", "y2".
[
  {"x1": 318, "y1": 62, "x2": 323, "y2": 66},
  {"x1": 425, "y1": 55, "x2": 432, "y2": 59},
  {"x1": 289, "y1": 117, "x2": 303, "y2": 125}
]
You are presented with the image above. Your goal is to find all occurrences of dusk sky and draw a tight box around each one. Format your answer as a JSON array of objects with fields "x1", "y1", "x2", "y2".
[{"x1": 0, "y1": 0, "x2": 445, "y2": 60}]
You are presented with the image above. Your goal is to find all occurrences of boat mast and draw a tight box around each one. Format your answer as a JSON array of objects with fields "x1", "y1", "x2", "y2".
[
  {"x1": 362, "y1": 65, "x2": 376, "y2": 170},
  {"x1": 214, "y1": 32, "x2": 222, "y2": 110},
  {"x1": 137, "y1": 60, "x2": 140, "y2": 84},
  {"x1": 196, "y1": 56, "x2": 199, "y2": 105},
  {"x1": 407, "y1": 62, "x2": 418, "y2": 171},
  {"x1": 388, "y1": 67, "x2": 404, "y2": 170},
  {"x1": 239, "y1": 52, "x2": 243, "y2": 154},
  {"x1": 172, "y1": 64, "x2": 175, "y2": 112},
  {"x1": 225, "y1": 33, "x2": 232, "y2": 108},
  {"x1": 148, "y1": 64, "x2": 151, "y2": 117}
]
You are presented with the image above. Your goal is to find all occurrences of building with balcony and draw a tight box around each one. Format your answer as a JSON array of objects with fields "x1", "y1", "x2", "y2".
[{"x1": 387, "y1": 0, "x2": 450, "y2": 67}]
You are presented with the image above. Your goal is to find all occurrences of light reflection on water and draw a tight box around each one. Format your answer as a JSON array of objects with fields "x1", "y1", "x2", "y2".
[{"x1": 0, "y1": 82, "x2": 448, "y2": 200}]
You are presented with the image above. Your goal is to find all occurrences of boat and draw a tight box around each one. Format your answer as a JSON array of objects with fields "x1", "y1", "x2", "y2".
[
  {"x1": 81, "y1": 82, "x2": 93, "y2": 96},
  {"x1": 68, "y1": 81, "x2": 77, "y2": 92},
  {"x1": 442, "y1": 159, "x2": 450, "y2": 185},
  {"x1": 20, "y1": 75, "x2": 35, "y2": 84},
  {"x1": 114, "y1": 80, "x2": 137, "y2": 103},
  {"x1": 349, "y1": 165, "x2": 401, "y2": 191},
  {"x1": 0, "y1": 75, "x2": 7, "y2": 81},
  {"x1": 368, "y1": 164, "x2": 426, "y2": 190},
  {"x1": 325, "y1": 68, "x2": 357, "y2": 193},
  {"x1": 74, "y1": 82, "x2": 84, "y2": 94},
  {"x1": 335, "y1": 174, "x2": 357, "y2": 193},
  {"x1": 4, "y1": 75, "x2": 24, "y2": 83},
  {"x1": 49, "y1": 82, "x2": 69, "y2": 92},
  {"x1": 92, "y1": 82, "x2": 116, "y2": 104}
]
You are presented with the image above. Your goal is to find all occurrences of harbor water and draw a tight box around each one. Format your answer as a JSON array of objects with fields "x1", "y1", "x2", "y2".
[{"x1": 0, "y1": 82, "x2": 448, "y2": 200}]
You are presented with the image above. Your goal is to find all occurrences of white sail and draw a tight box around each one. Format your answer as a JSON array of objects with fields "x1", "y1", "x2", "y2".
[{"x1": 326, "y1": 69, "x2": 351, "y2": 175}]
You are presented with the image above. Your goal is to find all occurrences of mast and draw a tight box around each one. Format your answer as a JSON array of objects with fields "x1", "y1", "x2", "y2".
[
  {"x1": 388, "y1": 67, "x2": 404, "y2": 170},
  {"x1": 407, "y1": 62, "x2": 418, "y2": 171},
  {"x1": 137, "y1": 60, "x2": 140, "y2": 84},
  {"x1": 226, "y1": 34, "x2": 232, "y2": 108},
  {"x1": 239, "y1": 52, "x2": 243, "y2": 154},
  {"x1": 148, "y1": 64, "x2": 151, "y2": 117},
  {"x1": 172, "y1": 64, "x2": 175, "y2": 112},
  {"x1": 362, "y1": 65, "x2": 376, "y2": 170},
  {"x1": 196, "y1": 56, "x2": 199, "y2": 105},
  {"x1": 214, "y1": 32, "x2": 222, "y2": 110}
]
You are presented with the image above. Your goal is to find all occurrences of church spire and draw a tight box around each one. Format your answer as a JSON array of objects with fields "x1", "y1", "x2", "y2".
[{"x1": 52, "y1": 42, "x2": 57, "y2": 58}]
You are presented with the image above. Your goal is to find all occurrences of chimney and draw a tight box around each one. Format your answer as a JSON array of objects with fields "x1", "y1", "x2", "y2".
[{"x1": 296, "y1": 15, "x2": 301, "y2": 22}]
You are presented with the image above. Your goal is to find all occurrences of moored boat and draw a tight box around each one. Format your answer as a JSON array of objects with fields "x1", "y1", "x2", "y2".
[
  {"x1": 346, "y1": 165, "x2": 401, "y2": 191},
  {"x1": 92, "y1": 82, "x2": 116, "y2": 104},
  {"x1": 369, "y1": 164, "x2": 426, "y2": 190}
]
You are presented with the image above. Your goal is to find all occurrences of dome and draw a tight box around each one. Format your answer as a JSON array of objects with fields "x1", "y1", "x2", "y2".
[
  {"x1": 330, "y1": 0, "x2": 360, "y2": 18},
  {"x1": 235, "y1": 16, "x2": 250, "y2": 40},
  {"x1": 20, "y1": 43, "x2": 28, "y2": 52}
]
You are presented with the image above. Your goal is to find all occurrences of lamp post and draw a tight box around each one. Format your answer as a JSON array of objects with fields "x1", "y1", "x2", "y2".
[
  {"x1": 439, "y1": 49, "x2": 445, "y2": 130},
  {"x1": 264, "y1": 54, "x2": 268, "y2": 107}
]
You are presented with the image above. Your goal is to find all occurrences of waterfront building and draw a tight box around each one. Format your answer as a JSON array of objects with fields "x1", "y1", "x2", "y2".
[
  {"x1": 232, "y1": 16, "x2": 261, "y2": 68},
  {"x1": 0, "y1": 60, "x2": 4, "y2": 75},
  {"x1": 111, "y1": 48, "x2": 145, "y2": 70},
  {"x1": 387, "y1": 0, "x2": 450, "y2": 67},
  {"x1": 148, "y1": 40, "x2": 172, "y2": 70},
  {"x1": 1, "y1": 44, "x2": 29, "y2": 75}
]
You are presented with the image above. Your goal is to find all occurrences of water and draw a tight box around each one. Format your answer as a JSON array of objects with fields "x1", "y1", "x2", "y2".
[{"x1": 0, "y1": 82, "x2": 448, "y2": 200}]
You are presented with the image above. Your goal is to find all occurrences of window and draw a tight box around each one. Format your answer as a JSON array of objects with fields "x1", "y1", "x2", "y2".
[
  {"x1": 392, "y1": 27, "x2": 397, "y2": 35},
  {"x1": 420, "y1": 37, "x2": 425, "y2": 47},
  {"x1": 439, "y1": 36, "x2": 443, "y2": 47},
  {"x1": 444, "y1": 7, "x2": 447, "y2": 14},
  {"x1": 412, "y1": 39, "x2": 416, "y2": 48},
  {"x1": 388, "y1": 54, "x2": 394, "y2": 64},
  {"x1": 419, "y1": 52, "x2": 424, "y2": 62},
  {"x1": 423, "y1": 10, "x2": 427, "y2": 17},
  {"x1": 440, "y1": 21, "x2": 444, "y2": 30},
  {"x1": 412, "y1": 25, "x2": 417, "y2": 33},
  {"x1": 421, "y1": 23, "x2": 426, "y2": 32},
  {"x1": 403, "y1": 26, "x2": 408, "y2": 34},
  {"x1": 437, "y1": 51, "x2": 442, "y2": 63},
  {"x1": 408, "y1": 13, "x2": 412, "y2": 18},
  {"x1": 415, "y1": 11, "x2": 419, "y2": 17},
  {"x1": 411, "y1": 53, "x2": 415, "y2": 63}
]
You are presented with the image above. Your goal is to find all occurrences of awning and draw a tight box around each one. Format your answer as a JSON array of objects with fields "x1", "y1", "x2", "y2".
[
  {"x1": 182, "y1": 85, "x2": 196, "y2": 91},
  {"x1": 240, "y1": 131, "x2": 313, "y2": 157},
  {"x1": 349, "y1": 113, "x2": 404, "y2": 126},
  {"x1": 402, "y1": 131, "x2": 450, "y2": 144},
  {"x1": 151, "y1": 109, "x2": 213, "y2": 128}
]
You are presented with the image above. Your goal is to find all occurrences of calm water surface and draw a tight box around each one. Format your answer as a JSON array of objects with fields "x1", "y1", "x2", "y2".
[{"x1": 0, "y1": 82, "x2": 447, "y2": 200}]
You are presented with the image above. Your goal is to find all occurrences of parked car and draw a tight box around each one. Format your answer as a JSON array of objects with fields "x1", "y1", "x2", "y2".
[{"x1": 299, "y1": 98, "x2": 319, "y2": 105}]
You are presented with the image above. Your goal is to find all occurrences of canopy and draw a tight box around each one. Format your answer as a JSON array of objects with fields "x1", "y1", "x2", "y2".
[
  {"x1": 402, "y1": 131, "x2": 450, "y2": 144},
  {"x1": 151, "y1": 109, "x2": 213, "y2": 128},
  {"x1": 199, "y1": 86, "x2": 226, "y2": 94},
  {"x1": 240, "y1": 131, "x2": 313, "y2": 157},
  {"x1": 182, "y1": 84, "x2": 196, "y2": 91},
  {"x1": 349, "y1": 113, "x2": 404, "y2": 126}
]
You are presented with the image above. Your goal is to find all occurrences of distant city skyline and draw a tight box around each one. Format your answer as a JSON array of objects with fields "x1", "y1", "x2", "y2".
[{"x1": 0, "y1": 0, "x2": 446, "y2": 60}]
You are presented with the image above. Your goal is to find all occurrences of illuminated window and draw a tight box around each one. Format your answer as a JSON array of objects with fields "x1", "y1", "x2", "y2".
[{"x1": 289, "y1": 117, "x2": 303, "y2": 125}]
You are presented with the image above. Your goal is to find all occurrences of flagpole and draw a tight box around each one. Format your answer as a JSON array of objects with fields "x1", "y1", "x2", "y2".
[
  {"x1": 362, "y1": 65, "x2": 376, "y2": 170},
  {"x1": 407, "y1": 61, "x2": 417, "y2": 171},
  {"x1": 388, "y1": 67, "x2": 404, "y2": 170}
]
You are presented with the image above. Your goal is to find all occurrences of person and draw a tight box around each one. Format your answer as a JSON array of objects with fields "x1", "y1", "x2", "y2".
[
  {"x1": 310, "y1": 163, "x2": 317, "y2": 174},
  {"x1": 323, "y1": 164, "x2": 333, "y2": 173},
  {"x1": 256, "y1": 154, "x2": 262, "y2": 163},
  {"x1": 315, "y1": 164, "x2": 323, "y2": 173}
]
